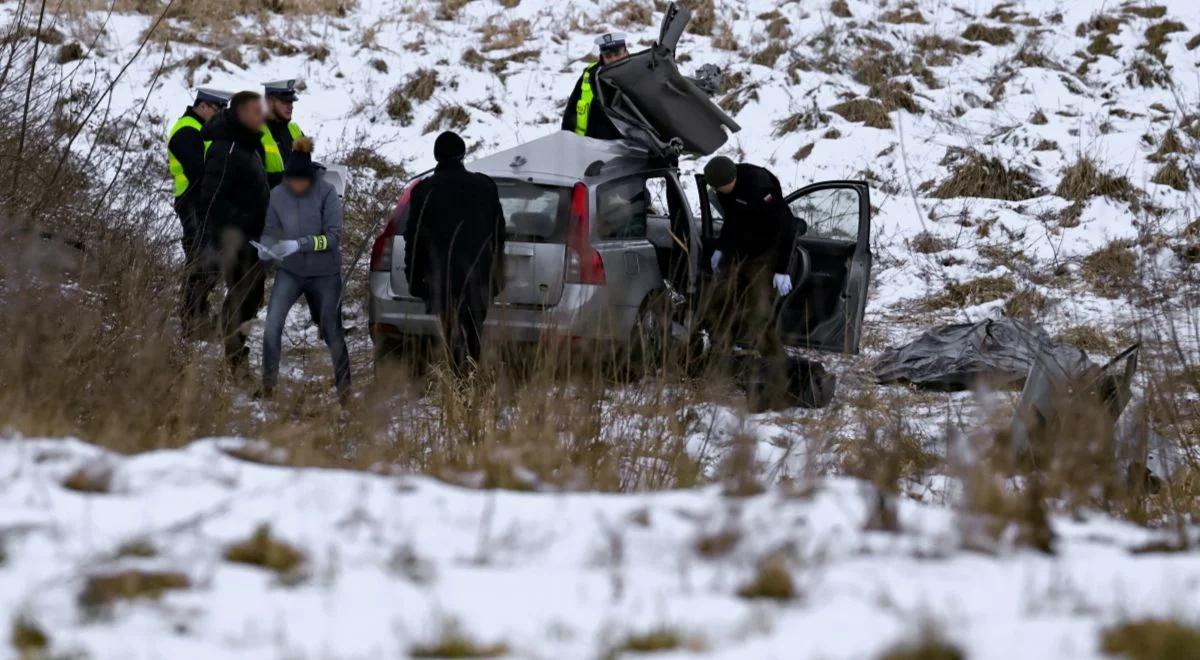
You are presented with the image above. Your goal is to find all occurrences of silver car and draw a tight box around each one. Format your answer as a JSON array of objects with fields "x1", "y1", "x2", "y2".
[{"x1": 367, "y1": 2, "x2": 874, "y2": 364}]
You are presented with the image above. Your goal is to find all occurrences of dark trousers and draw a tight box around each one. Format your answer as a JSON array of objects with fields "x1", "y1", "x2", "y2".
[
  {"x1": 176, "y1": 198, "x2": 218, "y2": 334},
  {"x1": 706, "y1": 255, "x2": 784, "y2": 356},
  {"x1": 430, "y1": 278, "x2": 490, "y2": 376},
  {"x1": 216, "y1": 227, "x2": 266, "y2": 372},
  {"x1": 263, "y1": 269, "x2": 351, "y2": 396}
]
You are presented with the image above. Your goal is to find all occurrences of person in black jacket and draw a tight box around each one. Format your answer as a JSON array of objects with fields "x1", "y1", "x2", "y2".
[
  {"x1": 560, "y1": 32, "x2": 629, "y2": 140},
  {"x1": 195, "y1": 91, "x2": 271, "y2": 374},
  {"x1": 167, "y1": 88, "x2": 228, "y2": 338},
  {"x1": 703, "y1": 156, "x2": 799, "y2": 356},
  {"x1": 403, "y1": 131, "x2": 506, "y2": 376}
]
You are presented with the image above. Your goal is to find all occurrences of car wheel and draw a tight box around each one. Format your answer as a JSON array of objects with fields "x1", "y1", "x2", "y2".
[{"x1": 625, "y1": 294, "x2": 672, "y2": 378}]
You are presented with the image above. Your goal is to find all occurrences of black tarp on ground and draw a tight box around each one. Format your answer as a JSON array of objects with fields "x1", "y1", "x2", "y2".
[{"x1": 873, "y1": 318, "x2": 1092, "y2": 391}]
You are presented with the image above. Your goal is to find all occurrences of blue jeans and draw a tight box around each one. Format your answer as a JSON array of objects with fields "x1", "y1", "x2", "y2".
[{"x1": 263, "y1": 270, "x2": 351, "y2": 396}]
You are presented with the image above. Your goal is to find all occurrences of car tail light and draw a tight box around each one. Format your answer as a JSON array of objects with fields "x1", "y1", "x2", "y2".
[
  {"x1": 565, "y1": 182, "x2": 605, "y2": 284},
  {"x1": 370, "y1": 179, "x2": 420, "y2": 272}
]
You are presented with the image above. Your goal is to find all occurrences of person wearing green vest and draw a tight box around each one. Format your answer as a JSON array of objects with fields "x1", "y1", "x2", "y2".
[
  {"x1": 261, "y1": 79, "x2": 305, "y2": 188},
  {"x1": 560, "y1": 32, "x2": 629, "y2": 140},
  {"x1": 167, "y1": 87, "x2": 230, "y2": 339}
]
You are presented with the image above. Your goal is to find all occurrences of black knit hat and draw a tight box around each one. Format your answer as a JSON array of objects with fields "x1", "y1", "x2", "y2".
[
  {"x1": 704, "y1": 156, "x2": 738, "y2": 188},
  {"x1": 284, "y1": 137, "x2": 315, "y2": 180},
  {"x1": 433, "y1": 131, "x2": 466, "y2": 164}
]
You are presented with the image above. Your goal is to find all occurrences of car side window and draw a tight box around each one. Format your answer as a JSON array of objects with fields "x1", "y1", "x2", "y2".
[
  {"x1": 788, "y1": 187, "x2": 860, "y2": 241},
  {"x1": 596, "y1": 176, "x2": 649, "y2": 239}
]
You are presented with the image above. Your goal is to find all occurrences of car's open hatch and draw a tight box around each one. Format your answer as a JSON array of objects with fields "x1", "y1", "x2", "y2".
[{"x1": 595, "y1": 2, "x2": 741, "y2": 157}]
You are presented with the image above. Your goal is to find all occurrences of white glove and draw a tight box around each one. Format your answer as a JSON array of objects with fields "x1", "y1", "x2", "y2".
[
  {"x1": 256, "y1": 245, "x2": 273, "y2": 261},
  {"x1": 710, "y1": 250, "x2": 723, "y2": 274},
  {"x1": 271, "y1": 239, "x2": 300, "y2": 260},
  {"x1": 773, "y1": 273, "x2": 793, "y2": 297}
]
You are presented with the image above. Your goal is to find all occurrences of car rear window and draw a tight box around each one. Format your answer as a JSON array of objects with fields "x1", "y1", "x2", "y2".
[{"x1": 495, "y1": 179, "x2": 569, "y2": 243}]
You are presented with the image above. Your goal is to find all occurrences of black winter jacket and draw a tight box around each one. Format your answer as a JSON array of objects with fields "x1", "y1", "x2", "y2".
[
  {"x1": 560, "y1": 64, "x2": 623, "y2": 140},
  {"x1": 403, "y1": 161, "x2": 507, "y2": 308},
  {"x1": 195, "y1": 109, "x2": 270, "y2": 242},
  {"x1": 715, "y1": 163, "x2": 797, "y2": 274}
]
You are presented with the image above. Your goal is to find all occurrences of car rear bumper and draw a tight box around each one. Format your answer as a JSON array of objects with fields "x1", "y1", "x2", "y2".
[{"x1": 367, "y1": 272, "x2": 640, "y2": 344}]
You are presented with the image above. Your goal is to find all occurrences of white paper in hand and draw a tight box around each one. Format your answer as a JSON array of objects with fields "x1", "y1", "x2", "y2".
[{"x1": 250, "y1": 240, "x2": 279, "y2": 261}]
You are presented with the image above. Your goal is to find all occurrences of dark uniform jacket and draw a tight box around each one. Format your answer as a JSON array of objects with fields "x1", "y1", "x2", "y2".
[
  {"x1": 560, "y1": 64, "x2": 623, "y2": 140},
  {"x1": 196, "y1": 109, "x2": 271, "y2": 242},
  {"x1": 403, "y1": 161, "x2": 507, "y2": 309},
  {"x1": 167, "y1": 106, "x2": 207, "y2": 205},
  {"x1": 715, "y1": 163, "x2": 797, "y2": 274}
]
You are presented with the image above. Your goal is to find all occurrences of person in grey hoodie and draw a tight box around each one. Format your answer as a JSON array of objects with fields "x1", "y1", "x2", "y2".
[{"x1": 257, "y1": 137, "x2": 350, "y2": 401}]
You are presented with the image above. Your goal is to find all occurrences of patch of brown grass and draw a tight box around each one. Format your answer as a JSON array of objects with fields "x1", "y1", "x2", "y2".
[
  {"x1": 10, "y1": 616, "x2": 49, "y2": 655},
  {"x1": 1125, "y1": 5, "x2": 1168, "y2": 20},
  {"x1": 830, "y1": 0, "x2": 851, "y2": 19},
  {"x1": 1081, "y1": 241, "x2": 1138, "y2": 298},
  {"x1": 78, "y1": 570, "x2": 190, "y2": 613},
  {"x1": 423, "y1": 104, "x2": 470, "y2": 134},
  {"x1": 62, "y1": 462, "x2": 113, "y2": 494},
  {"x1": 1143, "y1": 20, "x2": 1188, "y2": 62},
  {"x1": 224, "y1": 524, "x2": 305, "y2": 576},
  {"x1": 1149, "y1": 129, "x2": 1189, "y2": 161},
  {"x1": 410, "y1": 621, "x2": 509, "y2": 658},
  {"x1": 920, "y1": 276, "x2": 1017, "y2": 310},
  {"x1": 881, "y1": 8, "x2": 926, "y2": 25},
  {"x1": 793, "y1": 143, "x2": 814, "y2": 161},
  {"x1": 931, "y1": 148, "x2": 1043, "y2": 201},
  {"x1": 751, "y1": 42, "x2": 788, "y2": 67},
  {"x1": 878, "y1": 625, "x2": 965, "y2": 660},
  {"x1": 683, "y1": 0, "x2": 715, "y2": 36},
  {"x1": 479, "y1": 17, "x2": 530, "y2": 52},
  {"x1": 1100, "y1": 619, "x2": 1200, "y2": 660},
  {"x1": 403, "y1": 68, "x2": 439, "y2": 103},
  {"x1": 911, "y1": 231, "x2": 950, "y2": 254},
  {"x1": 613, "y1": 0, "x2": 653, "y2": 27},
  {"x1": 1151, "y1": 160, "x2": 1190, "y2": 191},
  {"x1": 870, "y1": 80, "x2": 922, "y2": 114},
  {"x1": 694, "y1": 528, "x2": 741, "y2": 558},
  {"x1": 610, "y1": 627, "x2": 699, "y2": 655},
  {"x1": 736, "y1": 552, "x2": 796, "y2": 600},
  {"x1": 1055, "y1": 157, "x2": 1140, "y2": 204},
  {"x1": 962, "y1": 23, "x2": 1015, "y2": 45},
  {"x1": 829, "y1": 98, "x2": 893, "y2": 129}
]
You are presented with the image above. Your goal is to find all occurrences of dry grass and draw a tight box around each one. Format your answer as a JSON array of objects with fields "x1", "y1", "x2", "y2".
[
  {"x1": 830, "y1": 0, "x2": 851, "y2": 19},
  {"x1": 1100, "y1": 619, "x2": 1200, "y2": 659},
  {"x1": 736, "y1": 552, "x2": 795, "y2": 600},
  {"x1": 423, "y1": 104, "x2": 470, "y2": 134},
  {"x1": 613, "y1": 0, "x2": 653, "y2": 27},
  {"x1": 410, "y1": 621, "x2": 509, "y2": 658},
  {"x1": 962, "y1": 23, "x2": 1015, "y2": 45},
  {"x1": 224, "y1": 525, "x2": 306, "y2": 576},
  {"x1": 10, "y1": 616, "x2": 49, "y2": 655},
  {"x1": 878, "y1": 626, "x2": 964, "y2": 660},
  {"x1": 1081, "y1": 241, "x2": 1138, "y2": 298},
  {"x1": 479, "y1": 17, "x2": 530, "y2": 52},
  {"x1": 1151, "y1": 160, "x2": 1190, "y2": 191},
  {"x1": 78, "y1": 570, "x2": 190, "y2": 613},
  {"x1": 880, "y1": 8, "x2": 926, "y2": 25},
  {"x1": 829, "y1": 98, "x2": 893, "y2": 130},
  {"x1": 608, "y1": 627, "x2": 700, "y2": 655},
  {"x1": 1143, "y1": 20, "x2": 1188, "y2": 62},
  {"x1": 1055, "y1": 157, "x2": 1140, "y2": 205},
  {"x1": 920, "y1": 276, "x2": 1016, "y2": 311},
  {"x1": 931, "y1": 148, "x2": 1043, "y2": 201}
]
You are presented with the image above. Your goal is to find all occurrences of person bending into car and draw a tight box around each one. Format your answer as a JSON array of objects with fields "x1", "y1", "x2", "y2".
[
  {"x1": 257, "y1": 138, "x2": 350, "y2": 402},
  {"x1": 703, "y1": 156, "x2": 798, "y2": 356},
  {"x1": 403, "y1": 131, "x2": 506, "y2": 377}
]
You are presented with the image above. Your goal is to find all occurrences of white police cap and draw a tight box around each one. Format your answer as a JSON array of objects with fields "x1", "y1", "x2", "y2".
[
  {"x1": 263, "y1": 79, "x2": 300, "y2": 100},
  {"x1": 195, "y1": 87, "x2": 232, "y2": 106},
  {"x1": 595, "y1": 32, "x2": 627, "y2": 52}
]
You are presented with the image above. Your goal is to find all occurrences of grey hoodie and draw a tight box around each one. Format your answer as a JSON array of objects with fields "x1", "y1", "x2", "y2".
[{"x1": 263, "y1": 172, "x2": 342, "y2": 277}]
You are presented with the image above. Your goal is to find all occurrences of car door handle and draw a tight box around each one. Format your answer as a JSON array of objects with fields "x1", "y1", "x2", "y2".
[{"x1": 623, "y1": 251, "x2": 640, "y2": 274}]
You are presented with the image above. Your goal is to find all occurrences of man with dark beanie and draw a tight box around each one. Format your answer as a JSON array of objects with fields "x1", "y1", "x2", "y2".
[
  {"x1": 403, "y1": 131, "x2": 507, "y2": 376},
  {"x1": 703, "y1": 156, "x2": 798, "y2": 355},
  {"x1": 258, "y1": 137, "x2": 350, "y2": 401}
]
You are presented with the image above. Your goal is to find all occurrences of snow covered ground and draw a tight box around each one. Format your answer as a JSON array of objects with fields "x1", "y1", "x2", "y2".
[
  {"x1": 3, "y1": 0, "x2": 1200, "y2": 656},
  {"x1": 2, "y1": 437, "x2": 1199, "y2": 659}
]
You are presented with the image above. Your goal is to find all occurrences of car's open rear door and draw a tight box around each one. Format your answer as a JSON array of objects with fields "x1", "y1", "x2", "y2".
[
  {"x1": 594, "y1": 2, "x2": 740, "y2": 157},
  {"x1": 776, "y1": 181, "x2": 872, "y2": 354}
]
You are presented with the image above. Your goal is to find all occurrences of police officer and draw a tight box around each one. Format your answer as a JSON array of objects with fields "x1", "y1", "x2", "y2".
[
  {"x1": 561, "y1": 33, "x2": 630, "y2": 140},
  {"x1": 167, "y1": 87, "x2": 230, "y2": 338},
  {"x1": 704, "y1": 156, "x2": 798, "y2": 356},
  {"x1": 261, "y1": 79, "x2": 305, "y2": 188}
]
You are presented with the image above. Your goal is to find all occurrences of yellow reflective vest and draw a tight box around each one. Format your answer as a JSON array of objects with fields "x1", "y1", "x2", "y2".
[
  {"x1": 573, "y1": 62, "x2": 599, "y2": 137},
  {"x1": 260, "y1": 120, "x2": 304, "y2": 174},
  {"x1": 166, "y1": 115, "x2": 211, "y2": 198}
]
